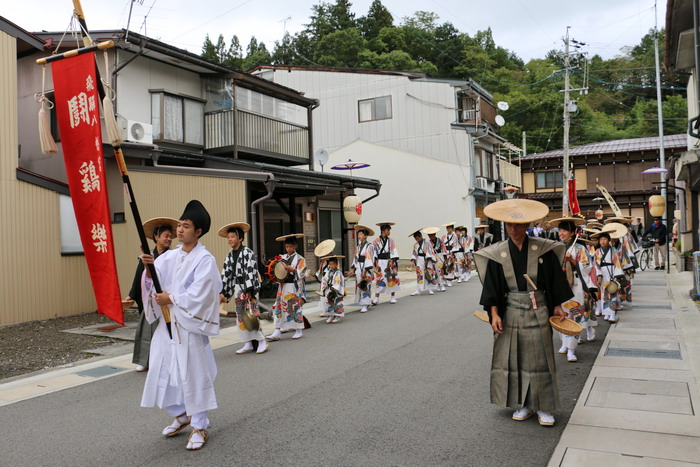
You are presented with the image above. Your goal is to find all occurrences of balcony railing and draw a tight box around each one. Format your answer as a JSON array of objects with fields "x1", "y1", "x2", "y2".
[
  {"x1": 204, "y1": 109, "x2": 309, "y2": 162},
  {"x1": 499, "y1": 159, "x2": 521, "y2": 188}
]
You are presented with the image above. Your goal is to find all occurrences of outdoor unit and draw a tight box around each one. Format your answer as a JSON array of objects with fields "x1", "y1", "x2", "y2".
[
  {"x1": 475, "y1": 177, "x2": 489, "y2": 191},
  {"x1": 119, "y1": 119, "x2": 153, "y2": 144}
]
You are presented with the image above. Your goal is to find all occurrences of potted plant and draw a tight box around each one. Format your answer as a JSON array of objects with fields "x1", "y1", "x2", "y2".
[{"x1": 680, "y1": 250, "x2": 695, "y2": 272}]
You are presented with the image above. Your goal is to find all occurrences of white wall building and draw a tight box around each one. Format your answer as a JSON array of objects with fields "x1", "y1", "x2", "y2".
[{"x1": 252, "y1": 65, "x2": 521, "y2": 255}]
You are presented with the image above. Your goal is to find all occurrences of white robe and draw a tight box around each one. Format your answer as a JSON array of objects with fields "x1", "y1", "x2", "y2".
[{"x1": 140, "y1": 243, "x2": 222, "y2": 416}]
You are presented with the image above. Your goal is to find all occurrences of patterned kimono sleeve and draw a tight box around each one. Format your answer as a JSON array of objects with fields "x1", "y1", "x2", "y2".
[
  {"x1": 321, "y1": 269, "x2": 330, "y2": 292},
  {"x1": 294, "y1": 254, "x2": 308, "y2": 300},
  {"x1": 612, "y1": 248, "x2": 624, "y2": 276},
  {"x1": 221, "y1": 251, "x2": 235, "y2": 299},
  {"x1": 364, "y1": 244, "x2": 374, "y2": 271},
  {"x1": 240, "y1": 248, "x2": 260, "y2": 296},
  {"x1": 425, "y1": 241, "x2": 437, "y2": 262},
  {"x1": 577, "y1": 245, "x2": 596, "y2": 289},
  {"x1": 390, "y1": 238, "x2": 400, "y2": 261},
  {"x1": 411, "y1": 243, "x2": 419, "y2": 262},
  {"x1": 332, "y1": 270, "x2": 345, "y2": 295},
  {"x1": 371, "y1": 238, "x2": 381, "y2": 266}
]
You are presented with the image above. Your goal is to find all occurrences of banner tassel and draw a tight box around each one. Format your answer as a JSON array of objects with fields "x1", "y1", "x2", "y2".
[
  {"x1": 101, "y1": 49, "x2": 123, "y2": 146},
  {"x1": 36, "y1": 66, "x2": 57, "y2": 155}
]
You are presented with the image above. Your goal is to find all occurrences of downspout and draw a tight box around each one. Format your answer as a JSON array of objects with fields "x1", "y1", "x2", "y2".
[
  {"x1": 361, "y1": 184, "x2": 381, "y2": 204},
  {"x1": 111, "y1": 40, "x2": 146, "y2": 116},
  {"x1": 250, "y1": 178, "x2": 277, "y2": 259},
  {"x1": 307, "y1": 99, "x2": 320, "y2": 171}
]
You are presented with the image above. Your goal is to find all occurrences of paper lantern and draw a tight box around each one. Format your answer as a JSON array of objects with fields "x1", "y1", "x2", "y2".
[
  {"x1": 595, "y1": 209, "x2": 604, "y2": 220},
  {"x1": 343, "y1": 195, "x2": 362, "y2": 223},
  {"x1": 648, "y1": 195, "x2": 665, "y2": 217}
]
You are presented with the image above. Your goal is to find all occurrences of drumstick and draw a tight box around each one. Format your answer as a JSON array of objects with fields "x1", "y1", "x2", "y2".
[{"x1": 523, "y1": 274, "x2": 538, "y2": 290}]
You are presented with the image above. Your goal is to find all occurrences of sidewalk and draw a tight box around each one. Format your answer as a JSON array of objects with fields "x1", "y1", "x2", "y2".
[
  {"x1": 548, "y1": 269, "x2": 700, "y2": 465},
  {"x1": 0, "y1": 270, "x2": 419, "y2": 407}
]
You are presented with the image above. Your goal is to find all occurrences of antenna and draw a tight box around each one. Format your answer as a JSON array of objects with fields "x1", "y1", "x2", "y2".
[
  {"x1": 497, "y1": 101, "x2": 509, "y2": 111},
  {"x1": 495, "y1": 115, "x2": 506, "y2": 127},
  {"x1": 279, "y1": 16, "x2": 292, "y2": 37}
]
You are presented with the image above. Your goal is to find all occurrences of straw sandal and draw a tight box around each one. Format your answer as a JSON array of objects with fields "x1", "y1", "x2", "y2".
[
  {"x1": 186, "y1": 427, "x2": 208, "y2": 451},
  {"x1": 162, "y1": 413, "x2": 191, "y2": 437}
]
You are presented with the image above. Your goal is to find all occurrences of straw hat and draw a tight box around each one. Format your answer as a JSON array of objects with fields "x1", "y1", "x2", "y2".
[
  {"x1": 314, "y1": 239, "x2": 336, "y2": 257},
  {"x1": 549, "y1": 316, "x2": 583, "y2": 336},
  {"x1": 122, "y1": 299, "x2": 135, "y2": 310},
  {"x1": 604, "y1": 217, "x2": 632, "y2": 225},
  {"x1": 474, "y1": 310, "x2": 490, "y2": 323},
  {"x1": 375, "y1": 222, "x2": 395, "y2": 226},
  {"x1": 475, "y1": 224, "x2": 489, "y2": 229},
  {"x1": 582, "y1": 227, "x2": 601, "y2": 234},
  {"x1": 143, "y1": 217, "x2": 178, "y2": 240},
  {"x1": 275, "y1": 233, "x2": 304, "y2": 241},
  {"x1": 217, "y1": 222, "x2": 251, "y2": 238},
  {"x1": 483, "y1": 199, "x2": 549, "y2": 224},
  {"x1": 548, "y1": 215, "x2": 586, "y2": 228},
  {"x1": 354, "y1": 224, "x2": 375, "y2": 236},
  {"x1": 321, "y1": 255, "x2": 345, "y2": 260},
  {"x1": 586, "y1": 221, "x2": 604, "y2": 229},
  {"x1": 422, "y1": 227, "x2": 440, "y2": 235},
  {"x1": 442, "y1": 221, "x2": 457, "y2": 228},
  {"x1": 602, "y1": 222, "x2": 629, "y2": 239},
  {"x1": 408, "y1": 229, "x2": 424, "y2": 238}
]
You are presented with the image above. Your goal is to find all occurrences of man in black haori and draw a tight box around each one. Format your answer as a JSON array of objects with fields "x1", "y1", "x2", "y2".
[
  {"x1": 473, "y1": 224, "x2": 493, "y2": 251},
  {"x1": 474, "y1": 199, "x2": 573, "y2": 427}
]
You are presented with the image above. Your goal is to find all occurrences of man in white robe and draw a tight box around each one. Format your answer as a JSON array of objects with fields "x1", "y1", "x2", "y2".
[{"x1": 140, "y1": 200, "x2": 222, "y2": 451}]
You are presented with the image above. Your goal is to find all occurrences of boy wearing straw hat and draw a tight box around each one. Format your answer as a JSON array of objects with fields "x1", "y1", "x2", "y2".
[
  {"x1": 442, "y1": 222, "x2": 459, "y2": 286},
  {"x1": 410, "y1": 229, "x2": 437, "y2": 296},
  {"x1": 591, "y1": 229, "x2": 624, "y2": 323},
  {"x1": 139, "y1": 200, "x2": 222, "y2": 451},
  {"x1": 218, "y1": 222, "x2": 267, "y2": 355},
  {"x1": 549, "y1": 216, "x2": 598, "y2": 361},
  {"x1": 321, "y1": 255, "x2": 346, "y2": 323},
  {"x1": 267, "y1": 234, "x2": 307, "y2": 340},
  {"x1": 427, "y1": 229, "x2": 447, "y2": 292},
  {"x1": 456, "y1": 226, "x2": 472, "y2": 282},
  {"x1": 349, "y1": 225, "x2": 375, "y2": 313},
  {"x1": 372, "y1": 223, "x2": 401, "y2": 304},
  {"x1": 126, "y1": 217, "x2": 177, "y2": 372},
  {"x1": 474, "y1": 199, "x2": 573, "y2": 427}
]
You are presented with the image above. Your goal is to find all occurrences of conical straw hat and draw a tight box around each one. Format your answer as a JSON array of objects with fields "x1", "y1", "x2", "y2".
[{"x1": 483, "y1": 199, "x2": 549, "y2": 224}]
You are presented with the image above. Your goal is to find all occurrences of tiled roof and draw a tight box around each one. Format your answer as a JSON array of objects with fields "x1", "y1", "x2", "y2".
[{"x1": 518, "y1": 134, "x2": 688, "y2": 161}]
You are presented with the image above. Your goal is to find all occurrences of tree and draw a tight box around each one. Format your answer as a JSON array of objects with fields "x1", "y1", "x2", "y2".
[
  {"x1": 328, "y1": 0, "x2": 356, "y2": 31},
  {"x1": 358, "y1": 0, "x2": 393, "y2": 40},
  {"x1": 315, "y1": 28, "x2": 365, "y2": 67},
  {"x1": 242, "y1": 37, "x2": 271, "y2": 70}
]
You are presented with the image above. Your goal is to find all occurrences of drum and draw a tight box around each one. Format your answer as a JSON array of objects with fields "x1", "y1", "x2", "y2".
[
  {"x1": 605, "y1": 280, "x2": 620, "y2": 294},
  {"x1": 424, "y1": 267, "x2": 434, "y2": 283},
  {"x1": 265, "y1": 257, "x2": 290, "y2": 283},
  {"x1": 385, "y1": 260, "x2": 398, "y2": 279},
  {"x1": 326, "y1": 288, "x2": 339, "y2": 304},
  {"x1": 358, "y1": 279, "x2": 368, "y2": 291}
]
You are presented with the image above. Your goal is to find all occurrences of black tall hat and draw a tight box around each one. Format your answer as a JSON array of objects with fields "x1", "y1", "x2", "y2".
[{"x1": 180, "y1": 200, "x2": 211, "y2": 237}]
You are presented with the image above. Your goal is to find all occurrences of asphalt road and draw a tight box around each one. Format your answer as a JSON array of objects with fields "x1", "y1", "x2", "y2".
[{"x1": 1, "y1": 279, "x2": 608, "y2": 466}]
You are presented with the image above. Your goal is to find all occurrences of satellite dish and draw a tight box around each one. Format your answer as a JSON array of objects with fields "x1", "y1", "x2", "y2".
[
  {"x1": 497, "y1": 101, "x2": 509, "y2": 111},
  {"x1": 495, "y1": 115, "x2": 506, "y2": 127},
  {"x1": 315, "y1": 149, "x2": 329, "y2": 166}
]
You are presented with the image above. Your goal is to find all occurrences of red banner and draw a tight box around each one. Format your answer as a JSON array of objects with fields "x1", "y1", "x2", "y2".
[
  {"x1": 568, "y1": 179, "x2": 580, "y2": 216},
  {"x1": 51, "y1": 52, "x2": 123, "y2": 324}
]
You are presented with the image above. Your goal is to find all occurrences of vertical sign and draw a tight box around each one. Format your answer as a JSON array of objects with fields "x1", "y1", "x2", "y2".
[{"x1": 51, "y1": 52, "x2": 123, "y2": 324}]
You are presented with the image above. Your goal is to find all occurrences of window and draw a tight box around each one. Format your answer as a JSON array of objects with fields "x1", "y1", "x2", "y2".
[
  {"x1": 150, "y1": 91, "x2": 205, "y2": 146},
  {"x1": 536, "y1": 171, "x2": 563, "y2": 189},
  {"x1": 476, "y1": 149, "x2": 494, "y2": 179},
  {"x1": 59, "y1": 194, "x2": 83, "y2": 255},
  {"x1": 318, "y1": 209, "x2": 342, "y2": 255},
  {"x1": 358, "y1": 95, "x2": 392, "y2": 122}
]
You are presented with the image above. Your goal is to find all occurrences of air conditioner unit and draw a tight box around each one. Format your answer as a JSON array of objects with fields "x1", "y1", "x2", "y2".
[
  {"x1": 119, "y1": 119, "x2": 153, "y2": 144},
  {"x1": 475, "y1": 177, "x2": 489, "y2": 191}
]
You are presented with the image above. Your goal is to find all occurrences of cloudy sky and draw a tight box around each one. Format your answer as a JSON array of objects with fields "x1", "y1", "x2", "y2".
[{"x1": 5, "y1": 0, "x2": 664, "y2": 61}]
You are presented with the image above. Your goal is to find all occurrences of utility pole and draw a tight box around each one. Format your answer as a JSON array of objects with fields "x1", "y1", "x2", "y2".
[
  {"x1": 562, "y1": 27, "x2": 571, "y2": 217},
  {"x1": 653, "y1": 0, "x2": 668, "y2": 272}
]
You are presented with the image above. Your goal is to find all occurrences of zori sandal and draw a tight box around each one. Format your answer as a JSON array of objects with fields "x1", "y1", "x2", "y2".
[
  {"x1": 162, "y1": 413, "x2": 191, "y2": 437},
  {"x1": 186, "y1": 427, "x2": 209, "y2": 451}
]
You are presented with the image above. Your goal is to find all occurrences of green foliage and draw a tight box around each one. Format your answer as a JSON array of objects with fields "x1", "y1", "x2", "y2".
[{"x1": 200, "y1": 3, "x2": 689, "y2": 153}]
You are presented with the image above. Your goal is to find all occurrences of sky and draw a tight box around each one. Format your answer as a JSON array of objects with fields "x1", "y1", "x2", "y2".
[{"x1": 4, "y1": 0, "x2": 666, "y2": 62}]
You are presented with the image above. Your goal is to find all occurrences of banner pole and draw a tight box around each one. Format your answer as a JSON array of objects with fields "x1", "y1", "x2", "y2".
[{"x1": 69, "y1": 0, "x2": 173, "y2": 337}]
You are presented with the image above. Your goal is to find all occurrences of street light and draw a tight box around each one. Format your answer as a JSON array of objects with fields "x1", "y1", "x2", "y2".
[{"x1": 641, "y1": 166, "x2": 670, "y2": 274}]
